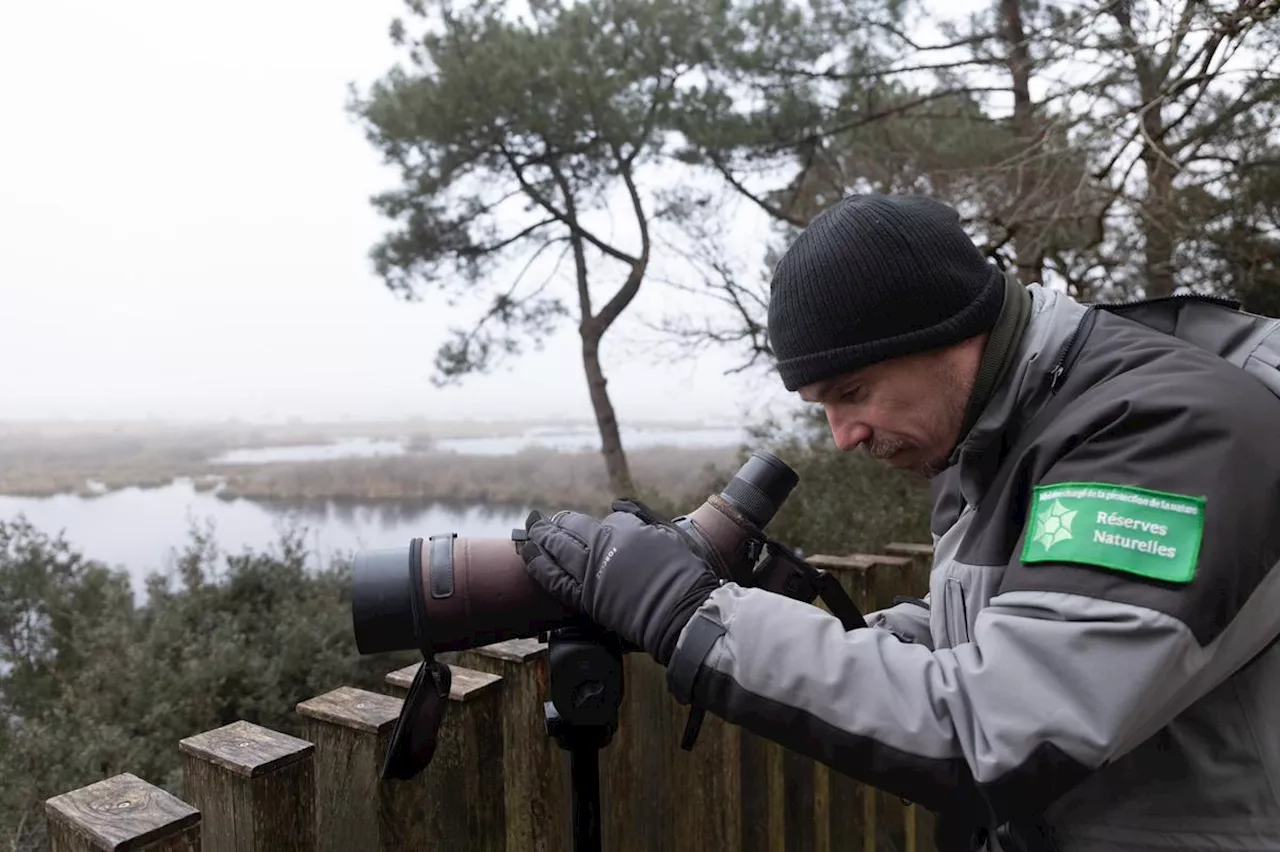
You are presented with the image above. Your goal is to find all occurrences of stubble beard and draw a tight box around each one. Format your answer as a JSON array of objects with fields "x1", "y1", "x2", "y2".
[
  {"x1": 897, "y1": 365, "x2": 974, "y2": 479},
  {"x1": 923, "y1": 365, "x2": 977, "y2": 478}
]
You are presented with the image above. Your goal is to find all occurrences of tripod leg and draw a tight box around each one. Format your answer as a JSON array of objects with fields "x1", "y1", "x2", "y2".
[{"x1": 569, "y1": 741, "x2": 603, "y2": 852}]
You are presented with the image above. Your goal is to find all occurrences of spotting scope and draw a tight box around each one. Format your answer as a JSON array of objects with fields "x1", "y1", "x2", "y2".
[{"x1": 351, "y1": 450, "x2": 862, "y2": 657}]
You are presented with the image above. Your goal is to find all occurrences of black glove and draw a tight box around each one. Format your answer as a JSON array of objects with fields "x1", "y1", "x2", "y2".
[{"x1": 519, "y1": 500, "x2": 721, "y2": 665}]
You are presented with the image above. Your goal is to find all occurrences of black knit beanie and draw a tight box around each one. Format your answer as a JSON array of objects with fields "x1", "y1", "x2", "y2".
[{"x1": 767, "y1": 194, "x2": 1005, "y2": 391}]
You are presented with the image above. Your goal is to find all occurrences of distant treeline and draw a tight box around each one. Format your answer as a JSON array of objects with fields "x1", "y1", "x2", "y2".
[{"x1": 0, "y1": 420, "x2": 742, "y2": 510}]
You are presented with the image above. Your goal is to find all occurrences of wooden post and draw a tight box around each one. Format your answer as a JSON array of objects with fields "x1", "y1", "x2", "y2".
[
  {"x1": 295, "y1": 687, "x2": 403, "y2": 852},
  {"x1": 665, "y1": 654, "x2": 747, "y2": 849},
  {"x1": 298, "y1": 677, "x2": 505, "y2": 852},
  {"x1": 45, "y1": 772, "x2": 200, "y2": 851},
  {"x1": 883, "y1": 542, "x2": 934, "y2": 562},
  {"x1": 599, "y1": 650, "x2": 688, "y2": 852},
  {"x1": 883, "y1": 542, "x2": 935, "y2": 594},
  {"x1": 450, "y1": 638, "x2": 570, "y2": 852},
  {"x1": 805, "y1": 553, "x2": 917, "y2": 613},
  {"x1": 800, "y1": 552, "x2": 927, "y2": 852},
  {"x1": 179, "y1": 719, "x2": 315, "y2": 852}
]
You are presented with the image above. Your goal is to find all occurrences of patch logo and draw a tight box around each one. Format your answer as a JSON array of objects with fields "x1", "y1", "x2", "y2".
[
  {"x1": 1021, "y1": 481, "x2": 1205, "y2": 583},
  {"x1": 1031, "y1": 499, "x2": 1076, "y2": 551}
]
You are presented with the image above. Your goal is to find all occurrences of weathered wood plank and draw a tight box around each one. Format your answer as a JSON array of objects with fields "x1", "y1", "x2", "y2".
[
  {"x1": 805, "y1": 552, "x2": 935, "y2": 852},
  {"x1": 453, "y1": 638, "x2": 571, "y2": 852},
  {"x1": 179, "y1": 719, "x2": 315, "y2": 852},
  {"x1": 601, "y1": 653, "x2": 676, "y2": 852},
  {"x1": 883, "y1": 542, "x2": 936, "y2": 594},
  {"x1": 385, "y1": 662, "x2": 503, "y2": 703},
  {"x1": 667, "y1": 670, "x2": 742, "y2": 852},
  {"x1": 883, "y1": 542, "x2": 935, "y2": 559},
  {"x1": 295, "y1": 686, "x2": 399, "y2": 852},
  {"x1": 298, "y1": 679, "x2": 504, "y2": 852},
  {"x1": 45, "y1": 773, "x2": 200, "y2": 851}
]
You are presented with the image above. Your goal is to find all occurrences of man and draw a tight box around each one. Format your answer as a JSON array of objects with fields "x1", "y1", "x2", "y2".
[{"x1": 518, "y1": 194, "x2": 1280, "y2": 851}]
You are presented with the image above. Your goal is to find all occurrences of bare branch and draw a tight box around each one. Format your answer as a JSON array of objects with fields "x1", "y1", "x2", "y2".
[
  {"x1": 709, "y1": 153, "x2": 809, "y2": 226},
  {"x1": 499, "y1": 143, "x2": 641, "y2": 267},
  {"x1": 769, "y1": 57, "x2": 1002, "y2": 82},
  {"x1": 865, "y1": 20, "x2": 1001, "y2": 53}
]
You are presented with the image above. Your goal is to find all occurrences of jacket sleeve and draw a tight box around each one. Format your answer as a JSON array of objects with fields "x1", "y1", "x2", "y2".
[
  {"x1": 863, "y1": 596, "x2": 933, "y2": 648},
  {"x1": 664, "y1": 388, "x2": 1280, "y2": 824}
]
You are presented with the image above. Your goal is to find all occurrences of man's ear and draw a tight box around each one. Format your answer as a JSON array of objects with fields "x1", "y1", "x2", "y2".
[{"x1": 953, "y1": 332, "x2": 991, "y2": 376}]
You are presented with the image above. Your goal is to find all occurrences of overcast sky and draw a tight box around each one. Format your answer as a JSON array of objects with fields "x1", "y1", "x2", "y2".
[{"x1": 0, "y1": 1, "x2": 796, "y2": 427}]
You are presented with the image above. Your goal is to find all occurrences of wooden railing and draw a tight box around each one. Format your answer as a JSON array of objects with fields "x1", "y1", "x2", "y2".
[{"x1": 44, "y1": 543, "x2": 935, "y2": 852}]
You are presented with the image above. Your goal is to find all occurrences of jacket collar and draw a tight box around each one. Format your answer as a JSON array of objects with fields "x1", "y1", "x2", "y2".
[{"x1": 948, "y1": 284, "x2": 1089, "y2": 507}]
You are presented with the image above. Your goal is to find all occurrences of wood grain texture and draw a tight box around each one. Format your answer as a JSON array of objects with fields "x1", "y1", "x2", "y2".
[
  {"x1": 299, "y1": 683, "x2": 504, "y2": 852},
  {"x1": 296, "y1": 685, "x2": 400, "y2": 734},
  {"x1": 296, "y1": 687, "x2": 401, "y2": 852},
  {"x1": 180, "y1": 721, "x2": 315, "y2": 852},
  {"x1": 456, "y1": 640, "x2": 569, "y2": 852},
  {"x1": 384, "y1": 663, "x2": 503, "y2": 703},
  {"x1": 668, "y1": 696, "x2": 741, "y2": 852},
  {"x1": 600, "y1": 653, "x2": 675, "y2": 852},
  {"x1": 883, "y1": 542, "x2": 936, "y2": 559},
  {"x1": 468, "y1": 637, "x2": 547, "y2": 664},
  {"x1": 45, "y1": 772, "x2": 200, "y2": 851},
  {"x1": 179, "y1": 719, "x2": 313, "y2": 778},
  {"x1": 39, "y1": 544, "x2": 941, "y2": 852}
]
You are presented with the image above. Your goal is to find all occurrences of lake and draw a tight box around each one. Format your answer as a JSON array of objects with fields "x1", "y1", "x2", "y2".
[
  {"x1": 0, "y1": 479, "x2": 530, "y2": 601},
  {"x1": 0, "y1": 423, "x2": 751, "y2": 602},
  {"x1": 208, "y1": 424, "x2": 750, "y2": 463}
]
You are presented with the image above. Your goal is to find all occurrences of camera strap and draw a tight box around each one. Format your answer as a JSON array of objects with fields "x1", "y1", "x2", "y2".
[
  {"x1": 749, "y1": 538, "x2": 868, "y2": 631},
  {"x1": 379, "y1": 535, "x2": 455, "y2": 782}
]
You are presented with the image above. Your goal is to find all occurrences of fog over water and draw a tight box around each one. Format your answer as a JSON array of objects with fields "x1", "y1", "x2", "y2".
[{"x1": 0, "y1": 425, "x2": 750, "y2": 600}]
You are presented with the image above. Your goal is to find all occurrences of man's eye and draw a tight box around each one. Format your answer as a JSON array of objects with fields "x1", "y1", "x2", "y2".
[{"x1": 839, "y1": 387, "x2": 861, "y2": 403}]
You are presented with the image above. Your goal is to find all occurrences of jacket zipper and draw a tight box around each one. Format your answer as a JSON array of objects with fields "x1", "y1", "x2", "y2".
[
  {"x1": 1096, "y1": 292, "x2": 1241, "y2": 311},
  {"x1": 1047, "y1": 308, "x2": 1098, "y2": 392},
  {"x1": 1046, "y1": 292, "x2": 1237, "y2": 393}
]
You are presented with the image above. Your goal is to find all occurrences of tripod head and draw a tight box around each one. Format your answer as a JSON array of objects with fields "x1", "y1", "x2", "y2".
[
  {"x1": 544, "y1": 622, "x2": 624, "y2": 744},
  {"x1": 543, "y1": 622, "x2": 625, "y2": 852}
]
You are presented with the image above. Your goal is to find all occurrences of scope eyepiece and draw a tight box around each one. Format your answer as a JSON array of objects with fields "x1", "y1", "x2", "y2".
[{"x1": 718, "y1": 450, "x2": 798, "y2": 530}]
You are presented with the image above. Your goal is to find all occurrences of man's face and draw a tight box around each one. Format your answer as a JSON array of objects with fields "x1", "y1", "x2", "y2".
[{"x1": 797, "y1": 339, "x2": 983, "y2": 478}]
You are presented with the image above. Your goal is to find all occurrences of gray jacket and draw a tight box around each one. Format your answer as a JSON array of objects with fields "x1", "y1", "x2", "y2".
[{"x1": 667, "y1": 284, "x2": 1280, "y2": 850}]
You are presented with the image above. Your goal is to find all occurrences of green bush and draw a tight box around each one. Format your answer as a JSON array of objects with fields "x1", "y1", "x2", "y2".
[
  {"x1": 632, "y1": 408, "x2": 934, "y2": 558},
  {"x1": 0, "y1": 517, "x2": 415, "y2": 852},
  {"x1": 748, "y1": 408, "x2": 935, "y2": 557}
]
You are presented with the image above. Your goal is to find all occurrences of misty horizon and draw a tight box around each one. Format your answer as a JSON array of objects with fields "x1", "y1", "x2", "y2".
[{"x1": 0, "y1": 2, "x2": 800, "y2": 430}]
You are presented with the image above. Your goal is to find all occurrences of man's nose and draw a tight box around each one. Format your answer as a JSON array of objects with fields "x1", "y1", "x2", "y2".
[{"x1": 827, "y1": 412, "x2": 871, "y2": 452}]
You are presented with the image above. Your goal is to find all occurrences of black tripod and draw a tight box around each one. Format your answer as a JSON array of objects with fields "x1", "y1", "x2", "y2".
[{"x1": 544, "y1": 623, "x2": 625, "y2": 852}]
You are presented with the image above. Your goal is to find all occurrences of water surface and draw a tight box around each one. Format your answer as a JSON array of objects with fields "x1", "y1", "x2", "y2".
[
  {"x1": 211, "y1": 437, "x2": 408, "y2": 464},
  {"x1": 207, "y1": 425, "x2": 750, "y2": 463},
  {"x1": 432, "y1": 425, "x2": 749, "y2": 456},
  {"x1": 0, "y1": 479, "x2": 527, "y2": 601}
]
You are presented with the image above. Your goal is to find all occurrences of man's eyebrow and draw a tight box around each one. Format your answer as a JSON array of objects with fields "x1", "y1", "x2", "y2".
[{"x1": 801, "y1": 379, "x2": 840, "y2": 401}]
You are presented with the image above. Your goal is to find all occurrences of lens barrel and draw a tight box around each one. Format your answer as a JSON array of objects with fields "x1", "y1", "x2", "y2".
[
  {"x1": 718, "y1": 450, "x2": 799, "y2": 529},
  {"x1": 351, "y1": 547, "x2": 420, "y2": 655}
]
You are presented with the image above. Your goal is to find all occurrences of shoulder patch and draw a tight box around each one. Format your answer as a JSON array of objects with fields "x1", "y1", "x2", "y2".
[{"x1": 1020, "y1": 482, "x2": 1205, "y2": 584}]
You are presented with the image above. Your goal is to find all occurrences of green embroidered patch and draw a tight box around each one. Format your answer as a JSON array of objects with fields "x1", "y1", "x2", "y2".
[{"x1": 1021, "y1": 482, "x2": 1205, "y2": 583}]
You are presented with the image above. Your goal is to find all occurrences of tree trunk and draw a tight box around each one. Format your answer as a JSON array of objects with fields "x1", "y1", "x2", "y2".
[
  {"x1": 581, "y1": 331, "x2": 635, "y2": 498},
  {"x1": 1000, "y1": 0, "x2": 1046, "y2": 284},
  {"x1": 1111, "y1": 0, "x2": 1177, "y2": 297},
  {"x1": 1141, "y1": 147, "x2": 1178, "y2": 297}
]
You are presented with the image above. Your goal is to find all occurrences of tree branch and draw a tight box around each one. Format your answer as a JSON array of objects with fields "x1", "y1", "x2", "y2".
[
  {"x1": 776, "y1": 86, "x2": 1009, "y2": 155},
  {"x1": 709, "y1": 152, "x2": 809, "y2": 226},
  {"x1": 499, "y1": 143, "x2": 641, "y2": 266},
  {"x1": 593, "y1": 161, "x2": 650, "y2": 333}
]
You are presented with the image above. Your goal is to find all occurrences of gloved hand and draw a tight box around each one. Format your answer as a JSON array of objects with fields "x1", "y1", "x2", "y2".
[{"x1": 519, "y1": 500, "x2": 722, "y2": 665}]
